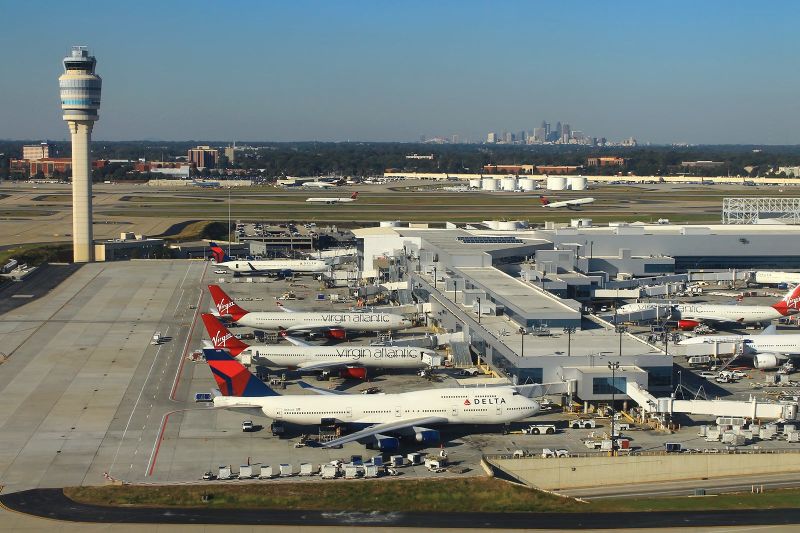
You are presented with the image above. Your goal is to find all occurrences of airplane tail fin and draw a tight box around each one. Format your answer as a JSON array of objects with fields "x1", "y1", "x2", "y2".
[
  {"x1": 208, "y1": 284, "x2": 249, "y2": 321},
  {"x1": 201, "y1": 313, "x2": 249, "y2": 356},
  {"x1": 203, "y1": 349, "x2": 279, "y2": 397},
  {"x1": 772, "y1": 284, "x2": 800, "y2": 315},
  {"x1": 351, "y1": 192, "x2": 359, "y2": 200},
  {"x1": 540, "y1": 196, "x2": 550, "y2": 206},
  {"x1": 209, "y1": 242, "x2": 231, "y2": 263}
]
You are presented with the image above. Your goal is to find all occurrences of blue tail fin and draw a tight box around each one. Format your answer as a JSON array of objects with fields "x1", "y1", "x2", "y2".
[{"x1": 203, "y1": 348, "x2": 279, "y2": 397}]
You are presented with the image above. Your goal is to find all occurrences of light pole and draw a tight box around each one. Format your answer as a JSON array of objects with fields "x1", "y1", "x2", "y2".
[
  {"x1": 615, "y1": 324, "x2": 627, "y2": 357},
  {"x1": 477, "y1": 297, "x2": 481, "y2": 324},
  {"x1": 608, "y1": 361, "x2": 620, "y2": 455},
  {"x1": 519, "y1": 327, "x2": 526, "y2": 356},
  {"x1": 433, "y1": 266, "x2": 437, "y2": 290},
  {"x1": 563, "y1": 326, "x2": 576, "y2": 357}
]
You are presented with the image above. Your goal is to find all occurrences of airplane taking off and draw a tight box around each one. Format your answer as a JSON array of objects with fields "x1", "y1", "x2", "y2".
[
  {"x1": 204, "y1": 348, "x2": 540, "y2": 450},
  {"x1": 208, "y1": 285, "x2": 412, "y2": 337},
  {"x1": 539, "y1": 196, "x2": 596, "y2": 209},
  {"x1": 306, "y1": 192, "x2": 359, "y2": 204},
  {"x1": 201, "y1": 313, "x2": 435, "y2": 378},
  {"x1": 618, "y1": 285, "x2": 800, "y2": 329},
  {"x1": 210, "y1": 243, "x2": 328, "y2": 275},
  {"x1": 679, "y1": 325, "x2": 800, "y2": 369}
]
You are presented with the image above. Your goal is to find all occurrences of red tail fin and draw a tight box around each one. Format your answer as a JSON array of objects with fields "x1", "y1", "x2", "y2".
[
  {"x1": 201, "y1": 314, "x2": 249, "y2": 356},
  {"x1": 774, "y1": 284, "x2": 800, "y2": 315},
  {"x1": 351, "y1": 192, "x2": 358, "y2": 199},
  {"x1": 540, "y1": 196, "x2": 549, "y2": 206},
  {"x1": 208, "y1": 284, "x2": 248, "y2": 321}
]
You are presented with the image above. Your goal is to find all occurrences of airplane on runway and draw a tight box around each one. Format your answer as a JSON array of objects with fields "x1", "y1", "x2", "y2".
[
  {"x1": 208, "y1": 284, "x2": 412, "y2": 338},
  {"x1": 210, "y1": 243, "x2": 328, "y2": 276},
  {"x1": 678, "y1": 325, "x2": 800, "y2": 370},
  {"x1": 618, "y1": 284, "x2": 800, "y2": 330},
  {"x1": 306, "y1": 192, "x2": 359, "y2": 204},
  {"x1": 201, "y1": 313, "x2": 435, "y2": 379},
  {"x1": 203, "y1": 348, "x2": 540, "y2": 450},
  {"x1": 302, "y1": 179, "x2": 344, "y2": 189},
  {"x1": 539, "y1": 196, "x2": 595, "y2": 209}
]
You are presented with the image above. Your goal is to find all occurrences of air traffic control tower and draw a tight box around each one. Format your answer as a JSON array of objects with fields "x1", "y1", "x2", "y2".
[{"x1": 59, "y1": 46, "x2": 102, "y2": 262}]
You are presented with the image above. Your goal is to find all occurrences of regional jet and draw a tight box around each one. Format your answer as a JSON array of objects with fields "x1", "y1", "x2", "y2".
[
  {"x1": 210, "y1": 243, "x2": 328, "y2": 276},
  {"x1": 306, "y1": 192, "x2": 359, "y2": 204},
  {"x1": 540, "y1": 196, "x2": 596, "y2": 209}
]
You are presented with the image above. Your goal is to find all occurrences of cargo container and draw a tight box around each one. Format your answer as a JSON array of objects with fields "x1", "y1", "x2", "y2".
[
  {"x1": 344, "y1": 465, "x2": 360, "y2": 479},
  {"x1": 259, "y1": 465, "x2": 274, "y2": 479},
  {"x1": 390, "y1": 455, "x2": 404, "y2": 467},
  {"x1": 320, "y1": 463, "x2": 339, "y2": 479},
  {"x1": 238, "y1": 465, "x2": 254, "y2": 479},
  {"x1": 299, "y1": 462, "x2": 316, "y2": 476},
  {"x1": 364, "y1": 464, "x2": 380, "y2": 478},
  {"x1": 279, "y1": 463, "x2": 293, "y2": 477},
  {"x1": 407, "y1": 452, "x2": 423, "y2": 465},
  {"x1": 218, "y1": 465, "x2": 233, "y2": 480}
]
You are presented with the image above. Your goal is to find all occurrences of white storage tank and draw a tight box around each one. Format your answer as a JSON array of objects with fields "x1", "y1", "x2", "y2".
[
  {"x1": 518, "y1": 178, "x2": 536, "y2": 191},
  {"x1": 379, "y1": 220, "x2": 401, "y2": 228},
  {"x1": 482, "y1": 220, "x2": 501, "y2": 230},
  {"x1": 546, "y1": 176, "x2": 567, "y2": 191},
  {"x1": 570, "y1": 218, "x2": 593, "y2": 228},
  {"x1": 481, "y1": 178, "x2": 499, "y2": 191},
  {"x1": 569, "y1": 176, "x2": 588, "y2": 191},
  {"x1": 468, "y1": 178, "x2": 482, "y2": 188},
  {"x1": 498, "y1": 220, "x2": 522, "y2": 230},
  {"x1": 501, "y1": 177, "x2": 517, "y2": 191}
]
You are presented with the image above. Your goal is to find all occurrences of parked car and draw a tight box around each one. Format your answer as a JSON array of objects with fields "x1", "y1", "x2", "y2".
[
  {"x1": 698, "y1": 371, "x2": 717, "y2": 379},
  {"x1": 214, "y1": 269, "x2": 227, "y2": 274},
  {"x1": 242, "y1": 420, "x2": 255, "y2": 432}
]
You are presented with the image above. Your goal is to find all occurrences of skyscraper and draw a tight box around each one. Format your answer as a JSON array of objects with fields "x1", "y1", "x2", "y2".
[{"x1": 59, "y1": 46, "x2": 102, "y2": 263}]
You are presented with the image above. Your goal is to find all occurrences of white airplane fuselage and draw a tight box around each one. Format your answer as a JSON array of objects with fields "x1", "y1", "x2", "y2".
[
  {"x1": 618, "y1": 302, "x2": 787, "y2": 325},
  {"x1": 219, "y1": 259, "x2": 328, "y2": 274},
  {"x1": 232, "y1": 311, "x2": 412, "y2": 332},
  {"x1": 214, "y1": 386, "x2": 539, "y2": 426},
  {"x1": 680, "y1": 333, "x2": 800, "y2": 355},
  {"x1": 240, "y1": 345, "x2": 433, "y2": 369}
]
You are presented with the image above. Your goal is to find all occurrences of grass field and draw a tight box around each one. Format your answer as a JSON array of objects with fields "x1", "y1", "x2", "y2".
[{"x1": 64, "y1": 477, "x2": 800, "y2": 513}]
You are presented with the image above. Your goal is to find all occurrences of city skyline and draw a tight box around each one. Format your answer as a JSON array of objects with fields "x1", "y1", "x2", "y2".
[{"x1": 0, "y1": 1, "x2": 798, "y2": 144}]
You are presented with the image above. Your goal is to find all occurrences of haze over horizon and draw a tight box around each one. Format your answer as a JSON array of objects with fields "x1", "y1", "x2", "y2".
[{"x1": 1, "y1": 0, "x2": 798, "y2": 144}]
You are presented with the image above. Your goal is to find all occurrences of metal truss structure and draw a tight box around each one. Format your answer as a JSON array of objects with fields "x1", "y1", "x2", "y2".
[{"x1": 722, "y1": 197, "x2": 800, "y2": 224}]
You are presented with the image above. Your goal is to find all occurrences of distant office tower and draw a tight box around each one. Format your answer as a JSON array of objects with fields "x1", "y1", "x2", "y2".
[
  {"x1": 555, "y1": 121, "x2": 562, "y2": 138},
  {"x1": 532, "y1": 127, "x2": 546, "y2": 143},
  {"x1": 224, "y1": 144, "x2": 236, "y2": 163},
  {"x1": 188, "y1": 145, "x2": 219, "y2": 168},
  {"x1": 23, "y1": 142, "x2": 50, "y2": 161},
  {"x1": 504, "y1": 131, "x2": 513, "y2": 143},
  {"x1": 562, "y1": 123, "x2": 571, "y2": 139},
  {"x1": 59, "y1": 46, "x2": 102, "y2": 263},
  {"x1": 487, "y1": 132, "x2": 497, "y2": 143}
]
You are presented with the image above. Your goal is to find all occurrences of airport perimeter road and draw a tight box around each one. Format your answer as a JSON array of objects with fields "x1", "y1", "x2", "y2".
[
  {"x1": 3, "y1": 488, "x2": 800, "y2": 530},
  {"x1": 0, "y1": 260, "x2": 207, "y2": 494},
  {"x1": 561, "y1": 471, "x2": 800, "y2": 499}
]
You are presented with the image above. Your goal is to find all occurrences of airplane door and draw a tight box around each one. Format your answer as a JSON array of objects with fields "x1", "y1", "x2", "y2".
[
  {"x1": 496, "y1": 405, "x2": 502, "y2": 416},
  {"x1": 394, "y1": 406, "x2": 402, "y2": 417},
  {"x1": 346, "y1": 407, "x2": 352, "y2": 420},
  {"x1": 451, "y1": 406, "x2": 458, "y2": 417},
  {"x1": 276, "y1": 409, "x2": 283, "y2": 419}
]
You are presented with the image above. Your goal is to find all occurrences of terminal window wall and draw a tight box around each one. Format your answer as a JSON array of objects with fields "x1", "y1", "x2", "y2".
[
  {"x1": 516, "y1": 368, "x2": 543, "y2": 385},
  {"x1": 592, "y1": 376, "x2": 627, "y2": 395},
  {"x1": 640, "y1": 366, "x2": 672, "y2": 389}
]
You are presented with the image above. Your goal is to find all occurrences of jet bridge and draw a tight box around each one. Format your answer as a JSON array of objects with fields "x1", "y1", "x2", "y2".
[{"x1": 626, "y1": 382, "x2": 798, "y2": 421}]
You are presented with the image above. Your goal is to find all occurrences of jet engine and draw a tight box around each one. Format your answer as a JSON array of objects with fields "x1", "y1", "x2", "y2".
[
  {"x1": 373, "y1": 434, "x2": 400, "y2": 451},
  {"x1": 413, "y1": 427, "x2": 440, "y2": 444},
  {"x1": 677, "y1": 319, "x2": 701, "y2": 331},
  {"x1": 754, "y1": 353, "x2": 782, "y2": 370},
  {"x1": 340, "y1": 366, "x2": 367, "y2": 380},
  {"x1": 326, "y1": 328, "x2": 347, "y2": 341}
]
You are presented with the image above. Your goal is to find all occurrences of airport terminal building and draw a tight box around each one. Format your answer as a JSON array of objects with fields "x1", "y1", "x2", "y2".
[{"x1": 353, "y1": 221, "x2": 800, "y2": 401}]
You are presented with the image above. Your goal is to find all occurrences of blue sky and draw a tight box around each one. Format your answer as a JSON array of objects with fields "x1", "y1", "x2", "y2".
[{"x1": 1, "y1": 0, "x2": 798, "y2": 143}]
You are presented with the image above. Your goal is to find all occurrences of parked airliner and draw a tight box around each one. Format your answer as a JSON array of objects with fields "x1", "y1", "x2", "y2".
[
  {"x1": 201, "y1": 313, "x2": 434, "y2": 377},
  {"x1": 210, "y1": 244, "x2": 327, "y2": 275},
  {"x1": 679, "y1": 325, "x2": 800, "y2": 369},
  {"x1": 208, "y1": 285, "x2": 412, "y2": 338},
  {"x1": 617, "y1": 285, "x2": 800, "y2": 329},
  {"x1": 540, "y1": 196, "x2": 596, "y2": 209},
  {"x1": 204, "y1": 348, "x2": 540, "y2": 450}
]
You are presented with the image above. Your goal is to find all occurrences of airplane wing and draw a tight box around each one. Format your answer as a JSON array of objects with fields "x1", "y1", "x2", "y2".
[
  {"x1": 280, "y1": 333, "x2": 311, "y2": 347},
  {"x1": 276, "y1": 301, "x2": 295, "y2": 313},
  {"x1": 762, "y1": 325, "x2": 777, "y2": 335},
  {"x1": 296, "y1": 380, "x2": 349, "y2": 395},
  {"x1": 322, "y1": 416, "x2": 448, "y2": 448},
  {"x1": 295, "y1": 360, "x2": 359, "y2": 372}
]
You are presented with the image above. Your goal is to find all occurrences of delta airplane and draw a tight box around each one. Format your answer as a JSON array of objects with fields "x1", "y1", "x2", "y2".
[
  {"x1": 751, "y1": 271, "x2": 800, "y2": 286},
  {"x1": 679, "y1": 325, "x2": 800, "y2": 369},
  {"x1": 540, "y1": 196, "x2": 596, "y2": 209},
  {"x1": 306, "y1": 192, "x2": 359, "y2": 204},
  {"x1": 302, "y1": 180, "x2": 343, "y2": 189},
  {"x1": 201, "y1": 313, "x2": 434, "y2": 378},
  {"x1": 204, "y1": 348, "x2": 540, "y2": 450},
  {"x1": 618, "y1": 285, "x2": 800, "y2": 329},
  {"x1": 208, "y1": 284, "x2": 412, "y2": 338},
  {"x1": 210, "y1": 243, "x2": 328, "y2": 275}
]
